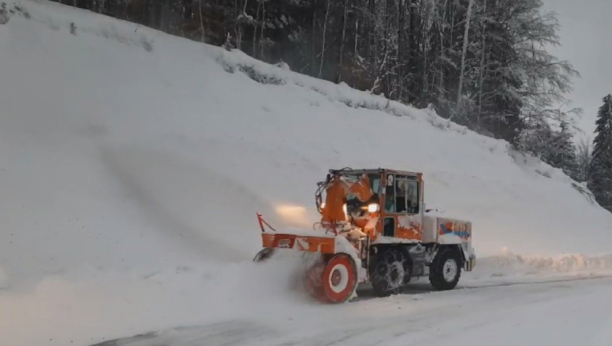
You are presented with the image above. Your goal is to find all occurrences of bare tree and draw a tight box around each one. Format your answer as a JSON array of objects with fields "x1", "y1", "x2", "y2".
[
  {"x1": 199, "y1": 0, "x2": 204, "y2": 42},
  {"x1": 477, "y1": 0, "x2": 487, "y2": 124},
  {"x1": 337, "y1": 0, "x2": 349, "y2": 82},
  {"x1": 259, "y1": 0, "x2": 266, "y2": 58},
  {"x1": 318, "y1": 0, "x2": 331, "y2": 78}
]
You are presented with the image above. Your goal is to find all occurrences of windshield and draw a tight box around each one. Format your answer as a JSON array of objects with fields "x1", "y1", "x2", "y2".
[{"x1": 342, "y1": 172, "x2": 381, "y2": 196}]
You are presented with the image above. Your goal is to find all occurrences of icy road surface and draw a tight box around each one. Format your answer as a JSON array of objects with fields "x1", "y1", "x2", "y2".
[{"x1": 92, "y1": 276, "x2": 612, "y2": 346}]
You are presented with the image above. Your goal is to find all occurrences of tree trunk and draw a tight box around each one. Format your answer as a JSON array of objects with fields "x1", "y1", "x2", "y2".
[
  {"x1": 422, "y1": 2, "x2": 433, "y2": 103},
  {"x1": 397, "y1": 0, "x2": 405, "y2": 101},
  {"x1": 318, "y1": 0, "x2": 331, "y2": 79},
  {"x1": 337, "y1": 0, "x2": 349, "y2": 82},
  {"x1": 260, "y1": 0, "x2": 265, "y2": 59},
  {"x1": 477, "y1": 0, "x2": 487, "y2": 124},
  {"x1": 369, "y1": 0, "x2": 376, "y2": 68},
  {"x1": 311, "y1": 0, "x2": 317, "y2": 75},
  {"x1": 199, "y1": 0, "x2": 204, "y2": 42},
  {"x1": 449, "y1": 0, "x2": 455, "y2": 54},
  {"x1": 354, "y1": 18, "x2": 359, "y2": 58},
  {"x1": 456, "y1": 0, "x2": 473, "y2": 106},
  {"x1": 236, "y1": 0, "x2": 249, "y2": 50},
  {"x1": 383, "y1": 0, "x2": 392, "y2": 97},
  {"x1": 252, "y1": 0, "x2": 261, "y2": 58},
  {"x1": 409, "y1": 0, "x2": 418, "y2": 102},
  {"x1": 439, "y1": 0, "x2": 448, "y2": 94}
]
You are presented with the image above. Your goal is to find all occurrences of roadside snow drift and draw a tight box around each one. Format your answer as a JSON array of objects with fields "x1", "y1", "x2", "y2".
[{"x1": 1, "y1": 1, "x2": 612, "y2": 345}]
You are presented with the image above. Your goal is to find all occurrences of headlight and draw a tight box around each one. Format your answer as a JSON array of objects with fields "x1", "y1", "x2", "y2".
[
  {"x1": 320, "y1": 202, "x2": 326, "y2": 209},
  {"x1": 367, "y1": 203, "x2": 380, "y2": 213},
  {"x1": 342, "y1": 203, "x2": 347, "y2": 214}
]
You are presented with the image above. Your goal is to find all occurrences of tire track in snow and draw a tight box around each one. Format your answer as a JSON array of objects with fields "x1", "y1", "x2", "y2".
[
  {"x1": 350, "y1": 273, "x2": 612, "y2": 303},
  {"x1": 90, "y1": 276, "x2": 612, "y2": 346},
  {"x1": 275, "y1": 276, "x2": 612, "y2": 346},
  {"x1": 91, "y1": 321, "x2": 279, "y2": 346}
]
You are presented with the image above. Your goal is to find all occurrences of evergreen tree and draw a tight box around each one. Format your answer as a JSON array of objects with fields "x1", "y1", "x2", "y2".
[
  {"x1": 575, "y1": 138, "x2": 592, "y2": 184},
  {"x1": 588, "y1": 95, "x2": 612, "y2": 209},
  {"x1": 548, "y1": 121, "x2": 578, "y2": 179},
  {"x1": 47, "y1": 0, "x2": 579, "y2": 156},
  {"x1": 517, "y1": 119, "x2": 577, "y2": 178}
]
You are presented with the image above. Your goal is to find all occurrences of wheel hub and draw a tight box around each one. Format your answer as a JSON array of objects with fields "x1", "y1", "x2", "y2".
[
  {"x1": 389, "y1": 262, "x2": 404, "y2": 286},
  {"x1": 331, "y1": 269, "x2": 341, "y2": 286},
  {"x1": 443, "y1": 259, "x2": 458, "y2": 282},
  {"x1": 328, "y1": 263, "x2": 350, "y2": 294}
]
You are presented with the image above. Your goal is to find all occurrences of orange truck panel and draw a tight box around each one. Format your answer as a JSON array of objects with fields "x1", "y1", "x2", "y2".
[
  {"x1": 373, "y1": 215, "x2": 422, "y2": 241},
  {"x1": 395, "y1": 225, "x2": 422, "y2": 241},
  {"x1": 261, "y1": 233, "x2": 336, "y2": 254}
]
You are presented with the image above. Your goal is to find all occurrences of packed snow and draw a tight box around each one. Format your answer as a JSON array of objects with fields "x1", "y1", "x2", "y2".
[
  {"x1": 78, "y1": 276, "x2": 612, "y2": 346},
  {"x1": 1, "y1": 1, "x2": 612, "y2": 346}
]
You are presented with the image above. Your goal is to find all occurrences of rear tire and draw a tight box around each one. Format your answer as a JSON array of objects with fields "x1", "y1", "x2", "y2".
[
  {"x1": 429, "y1": 247, "x2": 462, "y2": 290},
  {"x1": 370, "y1": 247, "x2": 412, "y2": 297}
]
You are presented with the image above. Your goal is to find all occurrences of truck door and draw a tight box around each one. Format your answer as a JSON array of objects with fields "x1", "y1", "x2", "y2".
[{"x1": 382, "y1": 173, "x2": 422, "y2": 240}]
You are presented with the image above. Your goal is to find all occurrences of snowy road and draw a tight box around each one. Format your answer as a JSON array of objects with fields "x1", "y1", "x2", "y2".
[{"x1": 91, "y1": 276, "x2": 612, "y2": 346}]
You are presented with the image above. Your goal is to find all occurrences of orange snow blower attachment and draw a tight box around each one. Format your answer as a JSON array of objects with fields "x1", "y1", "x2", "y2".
[
  {"x1": 252, "y1": 169, "x2": 382, "y2": 303},
  {"x1": 254, "y1": 212, "x2": 359, "y2": 303},
  {"x1": 257, "y1": 213, "x2": 336, "y2": 254},
  {"x1": 318, "y1": 172, "x2": 375, "y2": 230}
]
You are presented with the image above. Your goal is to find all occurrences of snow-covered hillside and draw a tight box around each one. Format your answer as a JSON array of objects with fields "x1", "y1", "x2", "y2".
[{"x1": 1, "y1": 1, "x2": 612, "y2": 345}]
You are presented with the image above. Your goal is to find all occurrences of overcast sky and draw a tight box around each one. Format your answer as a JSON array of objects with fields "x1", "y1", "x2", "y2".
[{"x1": 542, "y1": 0, "x2": 612, "y2": 142}]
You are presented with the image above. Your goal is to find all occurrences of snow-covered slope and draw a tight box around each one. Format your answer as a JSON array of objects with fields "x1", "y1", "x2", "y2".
[{"x1": 1, "y1": 1, "x2": 612, "y2": 345}]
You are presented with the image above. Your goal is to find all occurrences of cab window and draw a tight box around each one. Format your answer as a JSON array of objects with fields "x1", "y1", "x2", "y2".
[
  {"x1": 405, "y1": 178, "x2": 419, "y2": 213},
  {"x1": 384, "y1": 174, "x2": 419, "y2": 214},
  {"x1": 384, "y1": 174, "x2": 396, "y2": 212},
  {"x1": 369, "y1": 175, "x2": 381, "y2": 195}
]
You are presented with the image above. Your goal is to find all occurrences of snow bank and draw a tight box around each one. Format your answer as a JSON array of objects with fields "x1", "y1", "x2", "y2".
[
  {"x1": 0, "y1": 254, "x2": 319, "y2": 346},
  {"x1": 1, "y1": 1, "x2": 612, "y2": 345},
  {"x1": 213, "y1": 49, "x2": 471, "y2": 135},
  {"x1": 471, "y1": 251, "x2": 612, "y2": 281}
]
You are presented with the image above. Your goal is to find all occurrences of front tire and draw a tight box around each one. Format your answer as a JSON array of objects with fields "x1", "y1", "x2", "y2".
[
  {"x1": 429, "y1": 247, "x2": 462, "y2": 290},
  {"x1": 321, "y1": 253, "x2": 358, "y2": 303}
]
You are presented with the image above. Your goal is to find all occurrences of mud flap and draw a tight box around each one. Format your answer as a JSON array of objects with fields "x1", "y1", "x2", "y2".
[{"x1": 465, "y1": 257, "x2": 476, "y2": 272}]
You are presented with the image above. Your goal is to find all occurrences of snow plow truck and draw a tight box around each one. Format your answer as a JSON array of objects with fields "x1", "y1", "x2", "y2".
[{"x1": 254, "y1": 168, "x2": 476, "y2": 303}]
